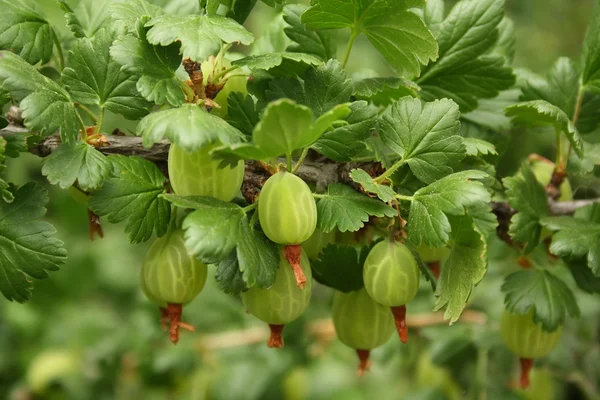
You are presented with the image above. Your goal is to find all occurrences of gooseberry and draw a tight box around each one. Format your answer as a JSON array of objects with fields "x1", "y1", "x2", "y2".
[
  {"x1": 141, "y1": 229, "x2": 208, "y2": 344},
  {"x1": 363, "y1": 240, "x2": 420, "y2": 343},
  {"x1": 332, "y1": 288, "x2": 395, "y2": 375},
  {"x1": 501, "y1": 310, "x2": 562, "y2": 388},
  {"x1": 168, "y1": 143, "x2": 244, "y2": 202},
  {"x1": 241, "y1": 249, "x2": 313, "y2": 348},
  {"x1": 259, "y1": 171, "x2": 317, "y2": 288}
]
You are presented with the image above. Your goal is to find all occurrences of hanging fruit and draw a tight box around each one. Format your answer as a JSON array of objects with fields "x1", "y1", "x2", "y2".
[
  {"x1": 141, "y1": 229, "x2": 208, "y2": 344},
  {"x1": 363, "y1": 239, "x2": 420, "y2": 343},
  {"x1": 259, "y1": 171, "x2": 317, "y2": 288},
  {"x1": 332, "y1": 288, "x2": 395, "y2": 375},
  {"x1": 241, "y1": 248, "x2": 313, "y2": 348}
]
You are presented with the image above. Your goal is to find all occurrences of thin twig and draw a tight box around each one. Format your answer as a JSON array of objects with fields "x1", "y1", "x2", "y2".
[
  {"x1": 0, "y1": 128, "x2": 596, "y2": 216},
  {"x1": 195, "y1": 310, "x2": 488, "y2": 351}
]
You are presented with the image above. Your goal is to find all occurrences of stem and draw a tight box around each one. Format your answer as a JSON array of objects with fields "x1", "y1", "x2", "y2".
[
  {"x1": 212, "y1": 65, "x2": 241, "y2": 82},
  {"x1": 286, "y1": 153, "x2": 293, "y2": 172},
  {"x1": 341, "y1": 29, "x2": 359, "y2": 69},
  {"x1": 75, "y1": 104, "x2": 98, "y2": 123},
  {"x1": 394, "y1": 194, "x2": 413, "y2": 202},
  {"x1": 555, "y1": 127, "x2": 564, "y2": 169},
  {"x1": 566, "y1": 84, "x2": 585, "y2": 164},
  {"x1": 52, "y1": 31, "x2": 65, "y2": 71},
  {"x1": 373, "y1": 159, "x2": 405, "y2": 183},
  {"x1": 242, "y1": 202, "x2": 258, "y2": 213},
  {"x1": 181, "y1": 82, "x2": 196, "y2": 102},
  {"x1": 94, "y1": 107, "x2": 105, "y2": 136},
  {"x1": 76, "y1": 112, "x2": 88, "y2": 141},
  {"x1": 312, "y1": 193, "x2": 326, "y2": 199},
  {"x1": 292, "y1": 148, "x2": 310, "y2": 174}
]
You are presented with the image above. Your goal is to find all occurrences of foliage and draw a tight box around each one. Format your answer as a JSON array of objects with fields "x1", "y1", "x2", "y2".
[{"x1": 0, "y1": 0, "x2": 599, "y2": 399}]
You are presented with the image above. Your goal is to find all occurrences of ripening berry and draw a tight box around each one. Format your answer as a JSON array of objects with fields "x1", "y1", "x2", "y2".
[
  {"x1": 363, "y1": 240, "x2": 420, "y2": 343},
  {"x1": 332, "y1": 288, "x2": 395, "y2": 375},
  {"x1": 241, "y1": 249, "x2": 313, "y2": 348},
  {"x1": 259, "y1": 171, "x2": 317, "y2": 288},
  {"x1": 258, "y1": 171, "x2": 317, "y2": 245},
  {"x1": 501, "y1": 310, "x2": 562, "y2": 388},
  {"x1": 302, "y1": 228, "x2": 335, "y2": 260},
  {"x1": 141, "y1": 229, "x2": 208, "y2": 344},
  {"x1": 168, "y1": 143, "x2": 244, "y2": 202}
]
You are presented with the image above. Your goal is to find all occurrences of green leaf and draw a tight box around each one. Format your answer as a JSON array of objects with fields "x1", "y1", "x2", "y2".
[
  {"x1": 463, "y1": 138, "x2": 497, "y2": 157},
  {"x1": 302, "y1": 0, "x2": 438, "y2": 78},
  {"x1": 57, "y1": 0, "x2": 86, "y2": 38},
  {"x1": 145, "y1": 14, "x2": 254, "y2": 62},
  {"x1": 349, "y1": 168, "x2": 396, "y2": 202},
  {"x1": 520, "y1": 57, "x2": 580, "y2": 118},
  {"x1": 419, "y1": 56, "x2": 515, "y2": 112},
  {"x1": 220, "y1": 98, "x2": 350, "y2": 161},
  {"x1": 232, "y1": 52, "x2": 322, "y2": 75},
  {"x1": 253, "y1": 99, "x2": 311, "y2": 156},
  {"x1": 215, "y1": 253, "x2": 247, "y2": 295},
  {"x1": 62, "y1": 27, "x2": 152, "y2": 120},
  {"x1": 468, "y1": 203, "x2": 498, "y2": 239},
  {"x1": 0, "y1": 183, "x2": 67, "y2": 302},
  {"x1": 283, "y1": 4, "x2": 336, "y2": 61},
  {"x1": 503, "y1": 163, "x2": 548, "y2": 253},
  {"x1": 162, "y1": 193, "x2": 279, "y2": 290},
  {"x1": 316, "y1": 183, "x2": 397, "y2": 233},
  {"x1": 89, "y1": 155, "x2": 171, "y2": 243},
  {"x1": 502, "y1": 269, "x2": 580, "y2": 331},
  {"x1": 59, "y1": 0, "x2": 115, "y2": 38},
  {"x1": 353, "y1": 77, "x2": 420, "y2": 106},
  {"x1": 110, "y1": 0, "x2": 163, "y2": 32},
  {"x1": 566, "y1": 257, "x2": 600, "y2": 294},
  {"x1": 21, "y1": 91, "x2": 80, "y2": 144},
  {"x1": 137, "y1": 104, "x2": 244, "y2": 150},
  {"x1": 417, "y1": 0, "x2": 515, "y2": 112},
  {"x1": 505, "y1": 100, "x2": 584, "y2": 158},
  {"x1": 110, "y1": 20, "x2": 184, "y2": 106},
  {"x1": 311, "y1": 244, "x2": 365, "y2": 292},
  {"x1": 541, "y1": 204, "x2": 600, "y2": 275},
  {"x1": 379, "y1": 97, "x2": 464, "y2": 184},
  {"x1": 41, "y1": 142, "x2": 112, "y2": 191},
  {"x1": 226, "y1": 92, "x2": 259, "y2": 138},
  {"x1": 489, "y1": 17, "x2": 516, "y2": 63},
  {"x1": 0, "y1": 137, "x2": 12, "y2": 202},
  {"x1": 434, "y1": 216, "x2": 487, "y2": 323},
  {"x1": 226, "y1": 0, "x2": 258, "y2": 24},
  {"x1": 312, "y1": 100, "x2": 378, "y2": 161},
  {"x1": 236, "y1": 218, "x2": 280, "y2": 289},
  {"x1": 407, "y1": 170, "x2": 491, "y2": 247},
  {"x1": 0, "y1": 0, "x2": 54, "y2": 65},
  {"x1": 267, "y1": 60, "x2": 353, "y2": 117},
  {"x1": 581, "y1": 0, "x2": 600, "y2": 90},
  {"x1": 423, "y1": 0, "x2": 445, "y2": 35},
  {"x1": 0, "y1": 51, "x2": 79, "y2": 143},
  {"x1": 180, "y1": 197, "x2": 245, "y2": 263},
  {"x1": 461, "y1": 88, "x2": 519, "y2": 131}
]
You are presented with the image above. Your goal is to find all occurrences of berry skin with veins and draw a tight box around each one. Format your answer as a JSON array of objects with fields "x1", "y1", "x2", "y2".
[
  {"x1": 241, "y1": 249, "x2": 313, "y2": 348},
  {"x1": 141, "y1": 229, "x2": 207, "y2": 344},
  {"x1": 501, "y1": 310, "x2": 562, "y2": 388},
  {"x1": 363, "y1": 240, "x2": 420, "y2": 343},
  {"x1": 168, "y1": 143, "x2": 244, "y2": 202},
  {"x1": 332, "y1": 288, "x2": 395, "y2": 375},
  {"x1": 259, "y1": 171, "x2": 317, "y2": 288}
]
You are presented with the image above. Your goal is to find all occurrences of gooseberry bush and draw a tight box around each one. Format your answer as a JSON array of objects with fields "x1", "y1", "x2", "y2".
[{"x1": 0, "y1": 0, "x2": 599, "y2": 398}]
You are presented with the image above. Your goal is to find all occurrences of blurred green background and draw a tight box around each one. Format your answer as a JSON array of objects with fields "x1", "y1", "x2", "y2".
[{"x1": 2, "y1": 0, "x2": 600, "y2": 399}]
